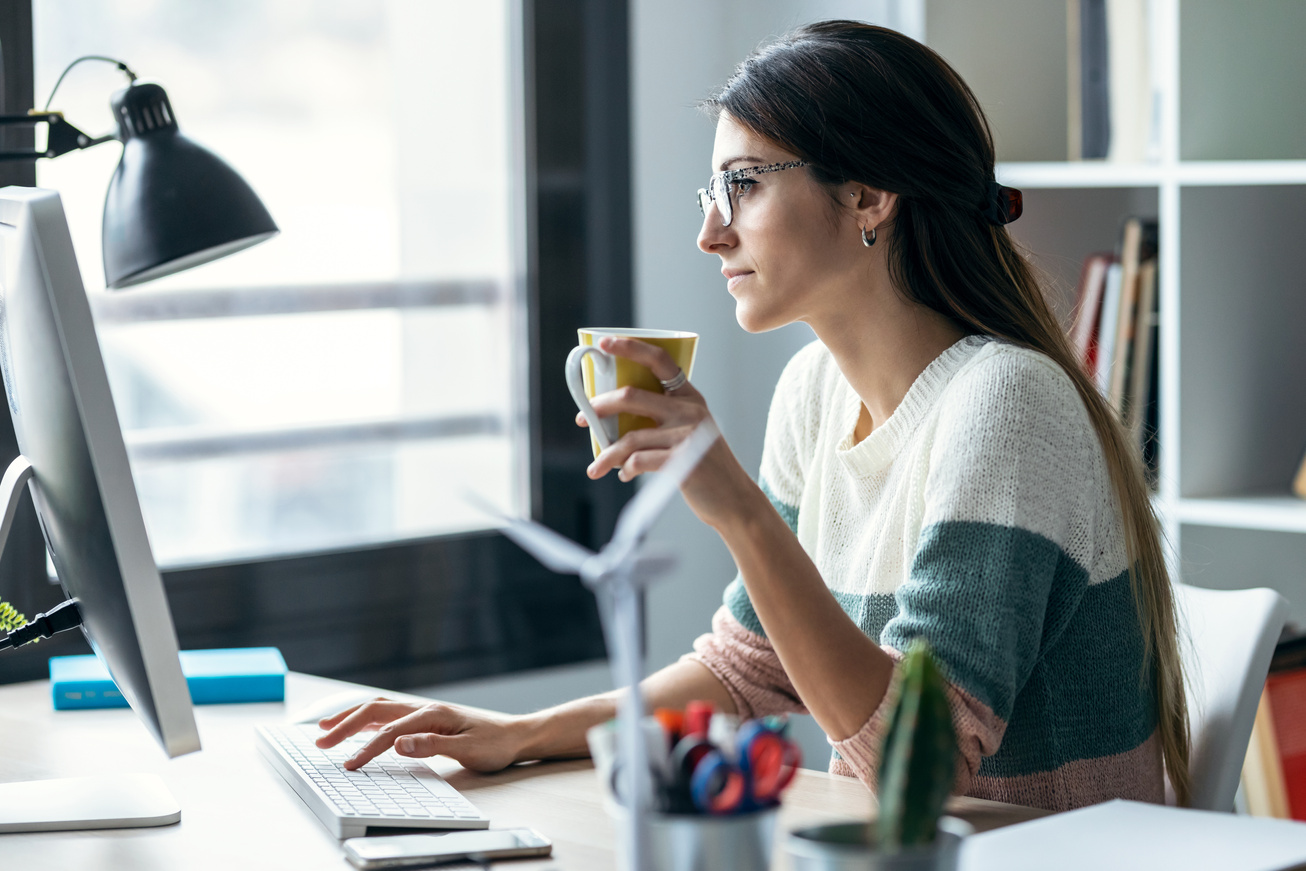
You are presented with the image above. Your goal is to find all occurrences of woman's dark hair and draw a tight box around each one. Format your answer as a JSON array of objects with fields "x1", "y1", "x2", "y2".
[{"x1": 706, "y1": 20, "x2": 1191, "y2": 806}]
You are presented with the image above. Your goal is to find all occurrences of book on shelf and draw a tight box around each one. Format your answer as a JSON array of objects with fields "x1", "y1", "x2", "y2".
[
  {"x1": 1242, "y1": 633, "x2": 1306, "y2": 820},
  {"x1": 1106, "y1": 218, "x2": 1150, "y2": 411},
  {"x1": 1066, "y1": 0, "x2": 1160, "y2": 161},
  {"x1": 1245, "y1": 688, "x2": 1291, "y2": 818},
  {"x1": 1139, "y1": 267, "x2": 1160, "y2": 484},
  {"x1": 1069, "y1": 251, "x2": 1114, "y2": 372},
  {"x1": 1067, "y1": 0, "x2": 1109, "y2": 159},
  {"x1": 1106, "y1": 217, "x2": 1145, "y2": 412},
  {"x1": 1068, "y1": 218, "x2": 1159, "y2": 478},
  {"x1": 1094, "y1": 261, "x2": 1124, "y2": 395},
  {"x1": 1125, "y1": 257, "x2": 1158, "y2": 442},
  {"x1": 1096, "y1": 217, "x2": 1158, "y2": 415}
]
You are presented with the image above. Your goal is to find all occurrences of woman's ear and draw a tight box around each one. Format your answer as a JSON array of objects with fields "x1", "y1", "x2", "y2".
[{"x1": 846, "y1": 184, "x2": 897, "y2": 232}]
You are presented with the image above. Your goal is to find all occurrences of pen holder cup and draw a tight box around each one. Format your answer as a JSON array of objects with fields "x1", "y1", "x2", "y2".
[{"x1": 617, "y1": 807, "x2": 780, "y2": 871}]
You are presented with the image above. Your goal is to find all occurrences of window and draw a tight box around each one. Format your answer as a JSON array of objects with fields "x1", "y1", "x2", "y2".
[
  {"x1": 33, "y1": 1, "x2": 528, "y2": 567},
  {"x1": 1, "y1": 0, "x2": 629, "y2": 689}
]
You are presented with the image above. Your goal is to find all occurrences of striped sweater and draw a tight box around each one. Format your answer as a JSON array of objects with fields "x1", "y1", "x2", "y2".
[{"x1": 685, "y1": 335, "x2": 1163, "y2": 811}]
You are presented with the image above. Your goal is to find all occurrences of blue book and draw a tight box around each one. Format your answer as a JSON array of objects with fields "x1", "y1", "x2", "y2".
[{"x1": 50, "y1": 647, "x2": 287, "y2": 710}]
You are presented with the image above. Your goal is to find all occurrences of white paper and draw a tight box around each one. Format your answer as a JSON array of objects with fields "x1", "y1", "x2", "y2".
[{"x1": 962, "y1": 799, "x2": 1306, "y2": 871}]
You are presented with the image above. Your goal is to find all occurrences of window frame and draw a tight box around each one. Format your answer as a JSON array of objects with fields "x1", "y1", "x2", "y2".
[{"x1": 0, "y1": 0, "x2": 633, "y2": 687}]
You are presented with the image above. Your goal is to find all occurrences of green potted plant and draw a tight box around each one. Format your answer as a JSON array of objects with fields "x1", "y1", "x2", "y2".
[{"x1": 785, "y1": 638, "x2": 969, "y2": 870}]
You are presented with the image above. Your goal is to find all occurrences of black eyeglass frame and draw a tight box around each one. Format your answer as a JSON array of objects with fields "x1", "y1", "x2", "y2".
[{"x1": 696, "y1": 160, "x2": 807, "y2": 227}]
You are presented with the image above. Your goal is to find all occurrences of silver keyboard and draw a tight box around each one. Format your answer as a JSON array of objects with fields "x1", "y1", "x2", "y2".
[{"x1": 256, "y1": 723, "x2": 489, "y2": 839}]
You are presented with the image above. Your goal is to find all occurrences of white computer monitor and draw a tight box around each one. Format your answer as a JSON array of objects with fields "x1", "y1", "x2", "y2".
[{"x1": 0, "y1": 186, "x2": 200, "y2": 832}]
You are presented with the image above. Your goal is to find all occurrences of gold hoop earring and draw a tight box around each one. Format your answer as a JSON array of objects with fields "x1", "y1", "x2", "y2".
[{"x1": 861, "y1": 225, "x2": 876, "y2": 247}]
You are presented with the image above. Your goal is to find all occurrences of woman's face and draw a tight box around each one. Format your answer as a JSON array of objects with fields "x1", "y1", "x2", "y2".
[{"x1": 697, "y1": 114, "x2": 868, "y2": 333}]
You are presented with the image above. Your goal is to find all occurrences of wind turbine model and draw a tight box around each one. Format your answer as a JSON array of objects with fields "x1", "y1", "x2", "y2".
[{"x1": 478, "y1": 420, "x2": 720, "y2": 871}]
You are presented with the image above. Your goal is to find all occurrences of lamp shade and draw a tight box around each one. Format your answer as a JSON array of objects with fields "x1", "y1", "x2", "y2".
[{"x1": 102, "y1": 83, "x2": 278, "y2": 289}]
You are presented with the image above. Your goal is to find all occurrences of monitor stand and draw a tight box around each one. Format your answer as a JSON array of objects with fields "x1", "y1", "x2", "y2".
[
  {"x1": 0, "y1": 455, "x2": 182, "y2": 833},
  {"x1": 0, "y1": 775, "x2": 180, "y2": 834}
]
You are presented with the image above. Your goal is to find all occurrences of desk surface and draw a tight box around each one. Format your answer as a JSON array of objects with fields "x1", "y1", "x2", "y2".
[{"x1": 0, "y1": 672, "x2": 1048, "y2": 870}]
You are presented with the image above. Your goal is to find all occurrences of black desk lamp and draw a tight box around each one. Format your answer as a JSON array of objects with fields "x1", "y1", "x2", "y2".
[{"x1": 0, "y1": 55, "x2": 278, "y2": 288}]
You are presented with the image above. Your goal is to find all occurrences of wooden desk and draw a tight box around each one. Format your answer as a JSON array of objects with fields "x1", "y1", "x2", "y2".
[{"x1": 0, "y1": 672, "x2": 1048, "y2": 870}]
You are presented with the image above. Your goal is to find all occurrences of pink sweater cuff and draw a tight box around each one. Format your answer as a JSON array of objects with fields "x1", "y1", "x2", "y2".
[
  {"x1": 681, "y1": 606, "x2": 807, "y2": 720},
  {"x1": 829, "y1": 646, "x2": 1006, "y2": 795}
]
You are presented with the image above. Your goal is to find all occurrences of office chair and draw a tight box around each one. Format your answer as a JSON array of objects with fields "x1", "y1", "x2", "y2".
[{"x1": 1173, "y1": 583, "x2": 1290, "y2": 812}]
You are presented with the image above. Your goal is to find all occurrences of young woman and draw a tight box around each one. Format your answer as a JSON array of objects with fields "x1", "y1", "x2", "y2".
[{"x1": 318, "y1": 21, "x2": 1190, "y2": 811}]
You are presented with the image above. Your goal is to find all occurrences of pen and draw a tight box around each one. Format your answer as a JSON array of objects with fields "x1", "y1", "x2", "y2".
[
  {"x1": 684, "y1": 700, "x2": 714, "y2": 738},
  {"x1": 708, "y1": 712, "x2": 741, "y2": 759},
  {"x1": 654, "y1": 707, "x2": 685, "y2": 744}
]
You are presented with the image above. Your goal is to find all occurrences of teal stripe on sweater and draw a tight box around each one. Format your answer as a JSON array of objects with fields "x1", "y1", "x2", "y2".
[
  {"x1": 881, "y1": 520, "x2": 1073, "y2": 721},
  {"x1": 759, "y1": 478, "x2": 798, "y2": 533},
  {"x1": 830, "y1": 591, "x2": 900, "y2": 642},
  {"x1": 724, "y1": 478, "x2": 799, "y2": 636},
  {"x1": 724, "y1": 584, "x2": 901, "y2": 642},
  {"x1": 977, "y1": 569, "x2": 1156, "y2": 776},
  {"x1": 725, "y1": 575, "x2": 765, "y2": 636}
]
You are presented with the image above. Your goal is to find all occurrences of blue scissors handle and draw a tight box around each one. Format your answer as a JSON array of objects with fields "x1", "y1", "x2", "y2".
[{"x1": 689, "y1": 749, "x2": 747, "y2": 814}]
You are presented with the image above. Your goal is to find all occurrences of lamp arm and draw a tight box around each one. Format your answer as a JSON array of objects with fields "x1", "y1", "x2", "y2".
[
  {"x1": 0, "y1": 54, "x2": 137, "y2": 162},
  {"x1": 0, "y1": 113, "x2": 117, "y2": 162}
]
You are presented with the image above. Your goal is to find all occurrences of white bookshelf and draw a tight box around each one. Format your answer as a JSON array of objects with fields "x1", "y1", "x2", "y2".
[
  {"x1": 1175, "y1": 498, "x2": 1306, "y2": 536},
  {"x1": 999, "y1": 161, "x2": 1306, "y2": 189},
  {"x1": 928, "y1": 0, "x2": 1306, "y2": 625}
]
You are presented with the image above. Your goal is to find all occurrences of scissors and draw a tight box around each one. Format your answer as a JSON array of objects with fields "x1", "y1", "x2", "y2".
[
  {"x1": 688, "y1": 720, "x2": 801, "y2": 814},
  {"x1": 661, "y1": 734, "x2": 717, "y2": 814}
]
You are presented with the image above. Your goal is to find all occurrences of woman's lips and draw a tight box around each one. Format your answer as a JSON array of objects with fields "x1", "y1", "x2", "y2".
[{"x1": 724, "y1": 271, "x2": 753, "y2": 291}]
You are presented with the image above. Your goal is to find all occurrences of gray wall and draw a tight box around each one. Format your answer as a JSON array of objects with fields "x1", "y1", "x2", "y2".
[{"x1": 426, "y1": 0, "x2": 922, "y2": 772}]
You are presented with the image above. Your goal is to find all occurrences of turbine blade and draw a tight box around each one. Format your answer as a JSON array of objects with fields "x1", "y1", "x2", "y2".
[
  {"x1": 463, "y1": 490, "x2": 594, "y2": 574},
  {"x1": 500, "y1": 520, "x2": 595, "y2": 575},
  {"x1": 609, "y1": 419, "x2": 720, "y2": 555}
]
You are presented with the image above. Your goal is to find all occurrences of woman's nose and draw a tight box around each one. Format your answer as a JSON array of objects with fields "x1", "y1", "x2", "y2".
[{"x1": 697, "y1": 207, "x2": 732, "y2": 254}]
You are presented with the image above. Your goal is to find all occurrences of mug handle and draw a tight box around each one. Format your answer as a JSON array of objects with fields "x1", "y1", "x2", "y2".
[{"x1": 566, "y1": 345, "x2": 617, "y2": 451}]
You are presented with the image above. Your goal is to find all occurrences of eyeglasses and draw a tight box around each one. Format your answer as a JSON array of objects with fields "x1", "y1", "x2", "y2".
[{"x1": 696, "y1": 160, "x2": 807, "y2": 227}]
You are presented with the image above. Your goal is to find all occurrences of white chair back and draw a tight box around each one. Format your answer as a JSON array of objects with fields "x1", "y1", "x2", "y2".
[{"x1": 1175, "y1": 584, "x2": 1289, "y2": 811}]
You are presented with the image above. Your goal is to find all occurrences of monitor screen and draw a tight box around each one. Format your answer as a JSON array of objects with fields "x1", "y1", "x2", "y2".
[{"x1": 0, "y1": 186, "x2": 198, "y2": 758}]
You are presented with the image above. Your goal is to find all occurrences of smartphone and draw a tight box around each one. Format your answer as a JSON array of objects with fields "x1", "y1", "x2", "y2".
[{"x1": 342, "y1": 829, "x2": 552, "y2": 869}]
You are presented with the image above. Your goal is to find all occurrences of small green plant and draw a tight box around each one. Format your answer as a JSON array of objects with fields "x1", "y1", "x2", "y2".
[
  {"x1": 875, "y1": 637, "x2": 958, "y2": 851},
  {"x1": 0, "y1": 599, "x2": 28, "y2": 633}
]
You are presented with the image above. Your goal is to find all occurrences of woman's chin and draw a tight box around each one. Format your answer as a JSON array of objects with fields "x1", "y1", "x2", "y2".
[{"x1": 734, "y1": 302, "x2": 786, "y2": 334}]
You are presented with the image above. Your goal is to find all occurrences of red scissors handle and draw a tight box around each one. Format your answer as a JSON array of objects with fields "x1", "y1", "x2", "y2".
[{"x1": 745, "y1": 732, "x2": 800, "y2": 800}]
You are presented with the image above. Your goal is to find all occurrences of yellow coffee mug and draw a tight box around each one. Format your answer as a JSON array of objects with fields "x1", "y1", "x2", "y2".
[{"x1": 565, "y1": 328, "x2": 698, "y2": 457}]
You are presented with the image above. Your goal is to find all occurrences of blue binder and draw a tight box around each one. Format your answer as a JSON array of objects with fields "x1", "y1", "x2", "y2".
[{"x1": 50, "y1": 647, "x2": 287, "y2": 710}]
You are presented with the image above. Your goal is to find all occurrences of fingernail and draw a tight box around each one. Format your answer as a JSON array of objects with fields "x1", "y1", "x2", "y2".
[
  {"x1": 398, "y1": 737, "x2": 415, "y2": 753},
  {"x1": 587, "y1": 464, "x2": 597, "y2": 478}
]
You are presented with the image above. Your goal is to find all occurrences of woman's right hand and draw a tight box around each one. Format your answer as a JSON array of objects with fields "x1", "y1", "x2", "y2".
[
  {"x1": 577, "y1": 336, "x2": 761, "y2": 532},
  {"x1": 314, "y1": 698, "x2": 527, "y2": 772}
]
